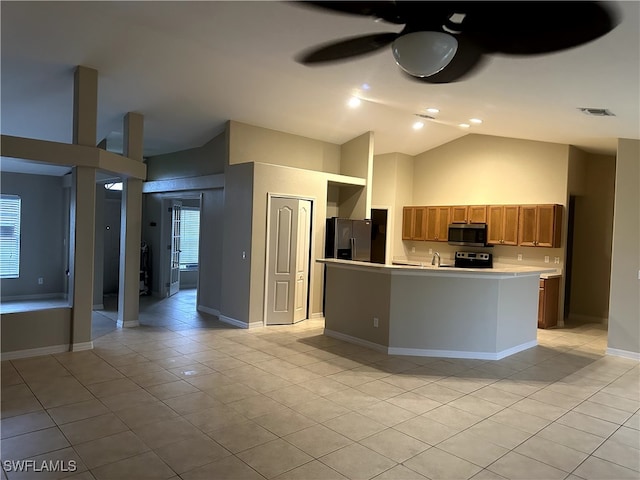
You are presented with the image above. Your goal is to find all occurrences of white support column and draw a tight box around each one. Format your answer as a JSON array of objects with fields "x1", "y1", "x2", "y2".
[
  {"x1": 73, "y1": 66, "x2": 98, "y2": 147},
  {"x1": 117, "y1": 112, "x2": 145, "y2": 328},
  {"x1": 69, "y1": 166, "x2": 96, "y2": 350},
  {"x1": 69, "y1": 65, "x2": 98, "y2": 350},
  {"x1": 117, "y1": 178, "x2": 143, "y2": 327}
]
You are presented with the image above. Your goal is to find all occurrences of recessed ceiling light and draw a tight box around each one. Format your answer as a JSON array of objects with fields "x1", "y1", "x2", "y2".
[
  {"x1": 469, "y1": 118, "x2": 482, "y2": 124},
  {"x1": 348, "y1": 96, "x2": 361, "y2": 108},
  {"x1": 361, "y1": 83, "x2": 371, "y2": 90},
  {"x1": 426, "y1": 108, "x2": 440, "y2": 114},
  {"x1": 413, "y1": 121, "x2": 424, "y2": 130},
  {"x1": 459, "y1": 123, "x2": 470, "y2": 128}
]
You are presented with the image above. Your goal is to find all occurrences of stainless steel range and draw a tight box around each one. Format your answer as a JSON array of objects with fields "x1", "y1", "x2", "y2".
[{"x1": 454, "y1": 251, "x2": 493, "y2": 268}]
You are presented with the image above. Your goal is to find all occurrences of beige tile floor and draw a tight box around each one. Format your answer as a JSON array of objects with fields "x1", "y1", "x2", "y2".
[{"x1": 1, "y1": 290, "x2": 639, "y2": 480}]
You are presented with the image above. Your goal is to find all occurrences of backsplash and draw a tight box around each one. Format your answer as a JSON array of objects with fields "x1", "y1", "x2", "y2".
[{"x1": 399, "y1": 241, "x2": 564, "y2": 273}]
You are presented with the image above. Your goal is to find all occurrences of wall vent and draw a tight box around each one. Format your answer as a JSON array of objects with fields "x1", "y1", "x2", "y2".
[{"x1": 578, "y1": 107, "x2": 615, "y2": 117}]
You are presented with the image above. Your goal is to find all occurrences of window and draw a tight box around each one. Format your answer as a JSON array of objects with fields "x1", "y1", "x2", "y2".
[
  {"x1": 179, "y1": 207, "x2": 200, "y2": 270},
  {"x1": 0, "y1": 194, "x2": 21, "y2": 278}
]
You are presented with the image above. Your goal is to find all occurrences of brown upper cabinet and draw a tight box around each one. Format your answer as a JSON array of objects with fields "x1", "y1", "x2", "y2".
[
  {"x1": 402, "y1": 203, "x2": 561, "y2": 247},
  {"x1": 402, "y1": 206, "x2": 427, "y2": 241},
  {"x1": 468, "y1": 205, "x2": 487, "y2": 224},
  {"x1": 519, "y1": 204, "x2": 563, "y2": 247},
  {"x1": 450, "y1": 206, "x2": 468, "y2": 224},
  {"x1": 487, "y1": 205, "x2": 520, "y2": 245},
  {"x1": 425, "y1": 206, "x2": 451, "y2": 241},
  {"x1": 451, "y1": 205, "x2": 487, "y2": 224}
]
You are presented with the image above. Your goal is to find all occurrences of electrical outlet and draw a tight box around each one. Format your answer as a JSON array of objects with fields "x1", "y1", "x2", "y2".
[
  {"x1": 428, "y1": 248, "x2": 433, "y2": 255},
  {"x1": 411, "y1": 247, "x2": 415, "y2": 253},
  {"x1": 554, "y1": 257, "x2": 560, "y2": 264},
  {"x1": 373, "y1": 317, "x2": 379, "y2": 328},
  {"x1": 37, "y1": 277, "x2": 44, "y2": 285},
  {"x1": 544, "y1": 256, "x2": 550, "y2": 263},
  {"x1": 517, "y1": 254, "x2": 523, "y2": 261}
]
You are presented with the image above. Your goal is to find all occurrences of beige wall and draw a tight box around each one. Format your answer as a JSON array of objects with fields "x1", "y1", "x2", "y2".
[
  {"x1": 220, "y1": 163, "x2": 254, "y2": 324},
  {"x1": 412, "y1": 134, "x2": 569, "y2": 205},
  {"x1": 568, "y1": 148, "x2": 616, "y2": 323},
  {"x1": 608, "y1": 138, "x2": 640, "y2": 357},
  {"x1": 340, "y1": 132, "x2": 374, "y2": 218},
  {"x1": 228, "y1": 120, "x2": 341, "y2": 173},
  {"x1": 198, "y1": 188, "x2": 224, "y2": 312},
  {"x1": 1, "y1": 309, "x2": 72, "y2": 355},
  {"x1": 372, "y1": 152, "x2": 414, "y2": 259},
  {"x1": 250, "y1": 163, "x2": 330, "y2": 325},
  {"x1": 146, "y1": 132, "x2": 226, "y2": 180}
]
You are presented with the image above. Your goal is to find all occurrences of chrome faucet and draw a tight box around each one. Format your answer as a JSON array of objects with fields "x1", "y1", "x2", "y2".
[{"x1": 431, "y1": 252, "x2": 441, "y2": 267}]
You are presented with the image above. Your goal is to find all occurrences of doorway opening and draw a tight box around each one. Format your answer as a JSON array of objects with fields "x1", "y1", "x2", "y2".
[
  {"x1": 370, "y1": 208, "x2": 388, "y2": 264},
  {"x1": 162, "y1": 196, "x2": 201, "y2": 301}
]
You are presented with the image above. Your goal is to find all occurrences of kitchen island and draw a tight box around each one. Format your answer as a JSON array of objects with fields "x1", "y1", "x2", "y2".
[{"x1": 319, "y1": 259, "x2": 555, "y2": 360}]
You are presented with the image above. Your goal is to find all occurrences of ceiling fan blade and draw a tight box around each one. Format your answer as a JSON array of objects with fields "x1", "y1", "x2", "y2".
[
  {"x1": 297, "y1": 1, "x2": 404, "y2": 24},
  {"x1": 462, "y1": 1, "x2": 620, "y2": 55},
  {"x1": 297, "y1": 32, "x2": 398, "y2": 64},
  {"x1": 407, "y1": 36, "x2": 487, "y2": 84}
]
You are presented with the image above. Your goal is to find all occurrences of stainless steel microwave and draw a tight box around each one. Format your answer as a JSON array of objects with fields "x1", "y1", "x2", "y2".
[{"x1": 447, "y1": 223, "x2": 488, "y2": 247}]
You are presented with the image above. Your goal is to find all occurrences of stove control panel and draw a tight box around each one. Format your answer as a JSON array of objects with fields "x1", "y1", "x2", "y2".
[{"x1": 454, "y1": 251, "x2": 493, "y2": 268}]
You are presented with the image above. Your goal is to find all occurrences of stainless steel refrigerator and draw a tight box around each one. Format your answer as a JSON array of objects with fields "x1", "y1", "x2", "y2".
[{"x1": 325, "y1": 217, "x2": 372, "y2": 262}]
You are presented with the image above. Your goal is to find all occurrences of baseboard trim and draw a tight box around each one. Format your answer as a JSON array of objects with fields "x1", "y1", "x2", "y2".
[
  {"x1": 310, "y1": 312, "x2": 324, "y2": 319},
  {"x1": 388, "y1": 340, "x2": 538, "y2": 360},
  {"x1": 568, "y1": 313, "x2": 608, "y2": 325},
  {"x1": 1, "y1": 344, "x2": 70, "y2": 360},
  {"x1": 93, "y1": 304, "x2": 104, "y2": 310},
  {"x1": 219, "y1": 315, "x2": 249, "y2": 329},
  {"x1": 323, "y1": 329, "x2": 388, "y2": 353},
  {"x1": 606, "y1": 348, "x2": 640, "y2": 361},
  {"x1": 117, "y1": 319, "x2": 140, "y2": 328},
  {"x1": 71, "y1": 341, "x2": 94, "y2": 352},
  {"x1": 197, "y1": 305, "x2": 220, "y2": 316}
]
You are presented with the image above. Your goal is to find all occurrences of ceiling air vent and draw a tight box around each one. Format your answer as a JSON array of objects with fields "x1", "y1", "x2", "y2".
[{"x1": 578, "y1": 107, "x2": 615, "y2": 117}]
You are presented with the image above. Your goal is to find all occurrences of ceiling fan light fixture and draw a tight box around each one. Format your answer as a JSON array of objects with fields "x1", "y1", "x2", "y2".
[{"x1": 392, "y1": 31, "x2": 458, "y2": 78}]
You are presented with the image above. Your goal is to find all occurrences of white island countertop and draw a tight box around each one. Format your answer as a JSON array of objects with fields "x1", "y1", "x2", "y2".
[{"x1": 317, "y1": 258, "x2": 557, "y2": 278}]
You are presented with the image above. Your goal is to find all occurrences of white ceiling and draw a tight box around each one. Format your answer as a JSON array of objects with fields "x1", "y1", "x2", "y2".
[{"x1": 1, "y1": 1, "x2": 639, "y2": 172}]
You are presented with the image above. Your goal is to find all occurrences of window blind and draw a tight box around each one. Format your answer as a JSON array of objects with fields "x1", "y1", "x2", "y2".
[
  {"x1": 0, "y1": 194, "x2": 21, "y2": 278},
  {"x1": 179, "y1": 208, "x2": 200, "y2": 269}
]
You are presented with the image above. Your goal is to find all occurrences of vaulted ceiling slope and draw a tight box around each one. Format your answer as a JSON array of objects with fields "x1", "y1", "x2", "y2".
[{"x1": 1, "y1": 1, "x2": 638, "y2": 163}]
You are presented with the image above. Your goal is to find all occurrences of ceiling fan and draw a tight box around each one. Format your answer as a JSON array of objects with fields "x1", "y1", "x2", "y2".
[{"x1": 295, "y1": 1, "x2": 621, "y2": 83}]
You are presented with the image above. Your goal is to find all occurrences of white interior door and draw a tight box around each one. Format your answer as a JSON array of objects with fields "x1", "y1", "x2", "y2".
[
  {"x1": 169, "y1": 200, "x2": 182, "y2": 297},
  {"x1": 294, "y1": 200, "x2": 311, "y2": 322},
  {"x1": 266, "y1": 197, "x2": 311, "y2": 325}
]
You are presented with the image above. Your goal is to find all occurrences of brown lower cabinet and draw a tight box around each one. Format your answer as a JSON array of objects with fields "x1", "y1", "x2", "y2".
[{"x1": 538, "y1": 277, "x2": 560, "y2": 329}]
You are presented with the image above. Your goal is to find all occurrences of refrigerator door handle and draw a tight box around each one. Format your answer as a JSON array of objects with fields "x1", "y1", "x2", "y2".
[{"x1": 351, "y1": 237, "x2": 357, "y2": 259}]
